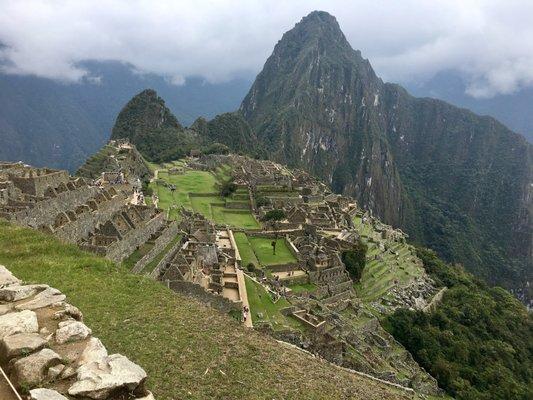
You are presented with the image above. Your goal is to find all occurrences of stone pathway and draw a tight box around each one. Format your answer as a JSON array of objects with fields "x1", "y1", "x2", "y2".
[
  {"x1": 236, "y1": 268, "x2": 253, "y2": 328},
  {"x1": 0, "y1": 265, "x2": 154, "y2": 400}
]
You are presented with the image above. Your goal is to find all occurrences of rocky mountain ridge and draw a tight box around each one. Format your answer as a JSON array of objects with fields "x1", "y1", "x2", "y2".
[{"x1": 238, "y1": 10, "x2": 532, "y2": 304}]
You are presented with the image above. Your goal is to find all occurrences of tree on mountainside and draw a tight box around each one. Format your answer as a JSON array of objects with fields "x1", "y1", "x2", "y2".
[{"x1": 383, "y1": 248, "x2": 533, "y2": 400}]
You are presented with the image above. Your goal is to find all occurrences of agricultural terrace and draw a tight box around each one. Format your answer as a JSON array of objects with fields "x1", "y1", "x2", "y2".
[
  {"x1": 148, "y1": 161, "x2": 260, "y2": 228},
  {"x1": 352, "y1": 215, "x2": 425, "y2": 304},
  {"x1": 244, "y1": 275, "x2": 302, "y2": 331}
]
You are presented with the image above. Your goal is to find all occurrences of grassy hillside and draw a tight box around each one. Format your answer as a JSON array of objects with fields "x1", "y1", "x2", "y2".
[{"x1": 0, "y1": 219, "x2": 421, "y2": 400}]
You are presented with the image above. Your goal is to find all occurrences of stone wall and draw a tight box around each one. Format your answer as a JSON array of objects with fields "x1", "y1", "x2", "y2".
[
  {"x1": 165, "y1": 280, "x2": 240, "y2": 313},
  {"x1": 6, "y1": 186, "x2": 99, "y2": 228},
  {"x1": 53, "y1": 192, "x2": 127, "y2": 243},
  {"x1": 10, "y1": 170, "x2": 69, "y2": 197},
  {"x1": 132, "y1": 221, "x2": 181, "y2": 273},
  {"x1": 106, "y1": 213, "x2": 166, "y2": 262},
  {"x1": 0, "y1": 265, "x2": 154, "y2": 400},
  {"x1": 150, "y1": 239, "x2": 184, "y2": 279}
]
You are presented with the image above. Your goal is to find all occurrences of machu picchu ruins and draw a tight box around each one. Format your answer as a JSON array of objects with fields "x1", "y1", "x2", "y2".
[{"x1": 0, "y1": 140, "x2": 449, "y2": 398}]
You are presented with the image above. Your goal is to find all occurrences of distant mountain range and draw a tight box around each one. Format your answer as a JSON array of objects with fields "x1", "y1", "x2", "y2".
[
  {"x1": 0, "y1": 61, "x2": 252, "y2": 171},
  {"x1": 405, "y1": 70, "x2": 533, "y2": 143}
]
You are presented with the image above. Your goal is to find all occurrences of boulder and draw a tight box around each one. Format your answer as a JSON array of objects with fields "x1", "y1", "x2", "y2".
[
  {"x1": 11, "y1": 348, "x2": 62, "y2": 387},
  {"x1": 68, "y1": 354, "x2": 147, "y2": 400},
  {"x1": 0, "y1": 304, "x2": 12, "y2": 315},
  {"x1": 47, "y1": 364, "x2": 65, "y2": 380},
  {"x1": 77, "y1": 337, "x2": 108, "y2": 366},
  {"x1": 0, "y1": 284, "x2": 48, "y2": 302},
  {"x1": 0, "y1": 264, "x2": 20, "y2": 287},
  {"x1": 55, "y1": 320, "x2": 92, "y2": 344},
  {"x1": 0, "y1": 309, "x2": 39, "y2": 339},
  {"x1": 15, "y1": 287, "x2": 66, "y2": 311},
  {"x1": 29, "y1": 388, "x2": 69, "y2": 400},
  {"x1": 53, "y1": 303, "x2": 83, "y2": 321},
  {"x1": 0, "y1": 332, "x2": 48, "y2": 359}
]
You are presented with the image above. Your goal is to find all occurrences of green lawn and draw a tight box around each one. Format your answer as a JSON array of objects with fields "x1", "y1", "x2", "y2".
[
  {"x1": 244, "y1": 276, "x2": 300, "y2": 331},
  {"x1": 288, "y1": 283, "x2": 317, "y2": 294},
  {"x1": 249, "y1": 237, "x2": 297, "y2": 266},
  {"x1": 0, "y1": 220, "x2": 419, "y2": 400},
  {"x1": 141, "y1": 234, "x2": 183, "y2": 275},
  {"x1": 122, "y1": 242, "x2": 155, "y2": 270},
  {"x1": 234, "y1": 232, "x2": 260, "y2": 268},
  {"x1": 150, "y1": 167, "x2": 259, "y2": 228}
]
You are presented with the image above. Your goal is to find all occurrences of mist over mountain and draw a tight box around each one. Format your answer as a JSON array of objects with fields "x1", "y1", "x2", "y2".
[
  {"x1": 405, "y1": 70, "x2": 533, "y2": 143},
  {"x1": 0, "y1": 61, "x2": 251, "y2": 171}
]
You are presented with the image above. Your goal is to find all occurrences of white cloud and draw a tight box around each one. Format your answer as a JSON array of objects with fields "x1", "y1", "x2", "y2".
[{"x1": 0, "y1": 0, "x2": 532, "y2": 98}]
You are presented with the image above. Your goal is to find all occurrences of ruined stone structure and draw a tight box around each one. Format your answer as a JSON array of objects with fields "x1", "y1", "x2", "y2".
[
  {"x1": 0, "y1": 161, "x2": 169, "y2": 264},
  {"x1": 0, "y1": 265, "x2": 153, "y2": 400}
]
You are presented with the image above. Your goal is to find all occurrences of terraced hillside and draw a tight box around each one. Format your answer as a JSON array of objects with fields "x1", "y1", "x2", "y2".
[
  {"x1": 148, "y1": 161, "x2": 260, "y2": 228},
  {"x1": 0, "y1": 219, "x2": 427, "y2": 400}
]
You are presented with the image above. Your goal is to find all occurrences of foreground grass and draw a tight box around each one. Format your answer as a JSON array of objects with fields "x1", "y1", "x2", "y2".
[{"x1": 0, "y1": 220, "x2": 417, "y2": 400}]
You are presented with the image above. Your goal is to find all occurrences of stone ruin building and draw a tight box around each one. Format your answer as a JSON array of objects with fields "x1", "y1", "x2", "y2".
[{"x1": 0, "y1": 161, "x2": 176, "y2": 264}]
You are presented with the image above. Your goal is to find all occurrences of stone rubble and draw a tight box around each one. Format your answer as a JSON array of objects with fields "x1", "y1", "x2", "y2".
[{"x1": 0, "y1": 264, "x2": 153, "y2": 400}]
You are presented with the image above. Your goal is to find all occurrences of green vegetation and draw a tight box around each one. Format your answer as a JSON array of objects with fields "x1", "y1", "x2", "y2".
[
  {"x1": 191, "y1": 113, "x2": 265, "y2": 158},
  {"x1": 150, "y1": 167, "x2": 260, "y2": 229},
  {"x1": 353, "y1": 217, "x2": 423, "y2": 303},
  {"x1": 383, "y1": 248, "x2": 533, "y2": 400},
  {"x1": 249, "y1": 237, "x2": 296, "y2": 266},
  {"x1": 220, "y1": 180, "x2": 237, "y2": 197},
  {"x1": 244, "y1": 276, "x2": 300, "y2": 330},
  {"x1": 263, "y1": 209, "x2": 286, "y2": 221},
  {"x1": 0, "y1": 220, "x2": 418, "y2": 400},
  {"x1": 234, "y1": 232, "x2": 259, "y2": 268},
  {"x1": 288, "y1": 283, "x2": 317, "y2": 293},
  {"x1": 341, "y1": 240, "x2": 368, "y2": 281}
]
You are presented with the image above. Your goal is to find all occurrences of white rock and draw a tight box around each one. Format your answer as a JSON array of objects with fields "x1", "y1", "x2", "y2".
[
  {"x1": 0, "y1": 284, "x2": 48, "y2": 302},
  {"x1": 29, "y1": 388, "x2": 69, "y2": 400},
  {"x1": 47, "y1": 364, "x2": 65, "y2": 380},
  {"x1": 15, "y1": 287, "x2": 66, "y2": 311},
  {"x1": 68, "y1": 354, "x2": 147, "y2": 400},
  {"x1": 11, "y1": 348, "x2": 62, "y2": 386},
  {"x1": 0, "y1": 264, "x2": 20, "y2": 288},
  {"x1": 53, "y1": 303, "x2": 83, "y2": 321},
  {"x1": 77, "y1": 337, "x2": 108, "y2": 366},
  {"x1": 55, "y1": 320, "x2": 92, "y2": 344},
  {"x1": 0, "y1": 304, "x2": 12, "y2": 315},
  {"x1": 0, "y1": 332, "x2": 47, "y2": 358},
  {"x1": 60, "y1": 365, "x2": 77, "y2": 379},
  {"x1": 0, "y1": 309, "x2": 39, "y2": 339}
]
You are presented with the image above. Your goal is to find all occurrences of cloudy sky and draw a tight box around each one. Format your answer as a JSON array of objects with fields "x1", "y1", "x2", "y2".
[{"x1": 1, "y1": 0, "x2": 532, "y2": 98}]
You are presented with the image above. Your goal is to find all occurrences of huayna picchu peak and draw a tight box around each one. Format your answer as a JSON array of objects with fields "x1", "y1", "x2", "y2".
[
  {"x1": 0, "y1": 6, "x2": 531, "y2": 400},
  {"x1": 238, "y1": 11, "x2": 532, "y2": 307}
]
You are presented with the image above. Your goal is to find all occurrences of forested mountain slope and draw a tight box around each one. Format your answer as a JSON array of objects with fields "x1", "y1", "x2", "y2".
[{"x1": 238, "y1": 11, "x2": 532, "y2": 302}]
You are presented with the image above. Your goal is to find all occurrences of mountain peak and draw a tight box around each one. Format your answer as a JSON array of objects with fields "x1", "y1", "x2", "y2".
[
  {"x1": 111, "y1": 88, "x2": 182, "y2": 143},
  {"x1": 299, "y1": 10, "x2": 339, "y2": 28},
  {"x1": 277, "y1": 10, "x2": 349, "y2": 52}
]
